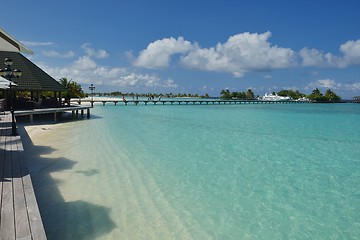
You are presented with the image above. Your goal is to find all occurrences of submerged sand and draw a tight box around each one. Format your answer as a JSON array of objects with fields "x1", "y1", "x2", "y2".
[{"x1": 19, "y1": 122, "x2": 208, "y2": 239}]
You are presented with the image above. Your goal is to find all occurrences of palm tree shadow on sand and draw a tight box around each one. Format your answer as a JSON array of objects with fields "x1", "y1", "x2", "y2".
[{"x1": 18, "y1": 126, "x2": 116, "y2": 240}]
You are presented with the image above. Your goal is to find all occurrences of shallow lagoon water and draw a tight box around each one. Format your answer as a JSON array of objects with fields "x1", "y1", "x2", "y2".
[{"x1": 23, "y1": 103, "x2": 360, "y2": 239}]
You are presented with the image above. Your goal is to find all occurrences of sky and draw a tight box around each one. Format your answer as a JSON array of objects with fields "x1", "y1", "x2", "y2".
[{"x1": 1, "y1": 0, "x2": 360, "y2": 98}]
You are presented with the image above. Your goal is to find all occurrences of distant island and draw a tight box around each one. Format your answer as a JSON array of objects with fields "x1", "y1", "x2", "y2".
[{"x1": 20, "y1": 77, "x2": 349, "y2": 104}]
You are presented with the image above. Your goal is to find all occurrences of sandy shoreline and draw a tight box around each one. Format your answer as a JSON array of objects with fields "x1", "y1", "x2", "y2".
[{"x1": 18, "y1": 120, "x2": 191, "y2": 239}]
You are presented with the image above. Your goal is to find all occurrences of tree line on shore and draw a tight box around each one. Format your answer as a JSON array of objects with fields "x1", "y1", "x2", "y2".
[
  {"x1": 220, "y1": 88, "x2": 341, "y2": 102},
  {"x1": 57, "y1": 77, "x2": 342, "y2": 102}
]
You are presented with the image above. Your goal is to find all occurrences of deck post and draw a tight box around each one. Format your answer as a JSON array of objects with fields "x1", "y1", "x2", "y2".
[
  {"x1": 54, "y1": 112, "x2": 57, "y2": 122},
  {"x1": 29, "y1": 114, "x2": 33, "y2": 123},
  {"x1": 87, "y1": 108, "x2": 90, "y2": 118},
  {"x1": 81, "y1": 110, "x2": 84, "y2": 117}
]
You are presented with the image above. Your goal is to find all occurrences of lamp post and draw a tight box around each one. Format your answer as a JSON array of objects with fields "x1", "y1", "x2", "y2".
[
  {"x1": 89, "y1": 83, "x2": 95, "y2": 107},
  {"x1": 0, "y1": 58, "x2": 22, "y2": 136}
]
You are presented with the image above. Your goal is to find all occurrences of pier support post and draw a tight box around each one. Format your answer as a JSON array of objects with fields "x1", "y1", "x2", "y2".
[{"x1": 87, "y1": 109, "x2": 90, "y2": 118}]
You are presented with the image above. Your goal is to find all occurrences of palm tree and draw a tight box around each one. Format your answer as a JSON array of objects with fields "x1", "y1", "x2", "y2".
[
  {"x1": 311, "y1": 88, "x2": 322, "y2": 96},
  {"x1": 245, "y1": 89, "x2": 255, "y2": 99},
  {"x1": 324, "y1": 89, "x2": 341, "y2": 102},
  {"x1": 58, "y1": 77, "x2": 85, "y2": 104}
]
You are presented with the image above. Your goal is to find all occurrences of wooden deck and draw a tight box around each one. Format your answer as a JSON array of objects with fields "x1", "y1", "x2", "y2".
[
  {"x1": 14, "y1": 105, "x2": 91, "y2": 123},
  {"x1": 0, "y1": 113, "x2": 47, "y2": 239}
]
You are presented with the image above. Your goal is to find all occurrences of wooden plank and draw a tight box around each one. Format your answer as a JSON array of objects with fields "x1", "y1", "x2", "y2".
[
  {"x1": 0, "y1": 147, "x2": 15, "y2": 240},
  {"x1": 13, "y1": 140, "x2": 32, "y2": 240},
  {"x1": 0, "y1": 113, "x2": 47, "y2": 239},
  {"x1": 0, "y1": 135, "x2": 4, "y2": 228},
  {"x1": 19, "y1": 151, "x2": 47, "y2": 240}
]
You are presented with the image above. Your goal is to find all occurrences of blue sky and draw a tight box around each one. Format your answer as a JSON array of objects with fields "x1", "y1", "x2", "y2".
[{"x1": 1, "y1": 0, "x2": 360, "y2": 98}]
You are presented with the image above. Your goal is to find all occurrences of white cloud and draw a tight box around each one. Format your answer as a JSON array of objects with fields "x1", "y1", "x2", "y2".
[
  {"x1": 264, "y1": 75, "x2": 272, "y2": 79},
  {"x1": 81, "y1": 43, "x2": 109, "y2": 58},
  {"x1": 134, "y1": 37, "x2": 193, "y2": 69},
  {"x1": 133, "y1": 32, "x2": 296, "y2": 77},
  {"x1": 181, "y1": 32, "x2": 296, "y2": 77},
  {"x1": 343, "y1": 82, "x2": 360, "y2": 91},
  {"x1": 73, "y1": 56, "x2": 97, "y2": 70},
  {"x1": 37, "y1": 53, "x2": 176, "y2": 89},
  {"x1": 340, "y1": 39, "x2": 360, "y2": 65},
  {"x1": 42, "y1": 50, "x2": 75, "y2": 58},
  {"x1": 111, "y1": 73, "x2": 178, "y2": 88},
  {"x1": 20, "y1": 41, "x2": 54, "y2": 46},
  {"x1": 300, "y1": 39, "x2": 360, "y2": 68},
  {"x1": 299, "y1": 48, "x2": 346, "y2": 67},
  {"x1": 305, "y1": 79, "x2": 341, "y2": 91},
  {"x1": 133, "y1": 32, "x2": 360, "y2": 78},
  {"x1": 305, "y1": 79, "x2": 360, "y2": 96}
]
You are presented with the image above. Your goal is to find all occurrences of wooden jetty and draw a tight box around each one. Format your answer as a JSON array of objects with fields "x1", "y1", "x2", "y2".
[
  {"x1": 0, "y1": 113, "x2": 47, "y2": 240},
  {"x1": 72, "y1": 99, "x2": 311, "y2": 106},
  {"x1": 15, "y1": 105, "x2": 92, "y2": 123}
]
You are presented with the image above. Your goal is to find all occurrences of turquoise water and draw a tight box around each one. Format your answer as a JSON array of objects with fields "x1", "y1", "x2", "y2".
[{"x1": 24, "y1": 103, "x2": 360, "y2": 239}]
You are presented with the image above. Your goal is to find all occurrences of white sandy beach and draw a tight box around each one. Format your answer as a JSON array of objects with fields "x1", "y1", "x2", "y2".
[{"x1": 19, "y1": 121, "x2": 207, "y2": 239}]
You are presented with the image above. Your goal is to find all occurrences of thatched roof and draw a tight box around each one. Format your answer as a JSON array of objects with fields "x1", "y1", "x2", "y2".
[{"x1": 0, "y1": 51, "x2": 65, "y2": 92}]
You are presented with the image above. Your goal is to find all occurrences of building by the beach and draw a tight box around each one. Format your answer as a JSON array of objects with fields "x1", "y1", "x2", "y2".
[{"x1": 0, "y1": 27, "x2": 65, "y2": 110}]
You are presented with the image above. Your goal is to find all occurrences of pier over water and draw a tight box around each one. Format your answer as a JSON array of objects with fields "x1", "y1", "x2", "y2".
[{"x1": 72, "y1": 99, "x2": 311, "y2": 106}]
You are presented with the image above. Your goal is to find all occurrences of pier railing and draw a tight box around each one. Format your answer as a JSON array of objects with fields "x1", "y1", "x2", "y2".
[{"x1": 71, "y1": 99, "x2": 311, "y2": 106}]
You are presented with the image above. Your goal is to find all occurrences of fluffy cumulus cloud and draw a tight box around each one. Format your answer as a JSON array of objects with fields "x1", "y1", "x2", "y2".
[
  {"x1": 134, "y1": 37, "x2": 193, "y2": 68},
  {"x1": 340, "y1": 39, "x2": 360, "y2": 65},
  {"x1": 300, "y1": 39, "x2": 360, "y2": 68},
  {"x1": 133, "y1": 32, "x2": 297, "y2": 77},
  {"x1": 181, "y1": 32, "x2": 296, "y2": 77},
  {"x1": 133, "y1": 32, "x2": 360, "y2": 78},
  {"x1": 299, "y1": 48, "x2": 345, "y2": 67},
  {"x1": 38, "y1": 44, "x2": 177, "y2": 89}
]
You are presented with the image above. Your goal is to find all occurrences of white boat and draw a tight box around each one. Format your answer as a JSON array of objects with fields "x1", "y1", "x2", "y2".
[
  {"x1": 296, "y1": 97, "x2": 310, "y2": 102},
  {"x1": 261, "y1": 93, "x2": 291, "y2": 101}
]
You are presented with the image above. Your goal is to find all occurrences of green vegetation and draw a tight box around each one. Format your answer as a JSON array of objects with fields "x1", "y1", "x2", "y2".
[
  {"x1": 59, "y1": 78, "x2": 85, "y2": 99},
  {"x1": 307, "y1": 88, "x2": 341, "y2": 102},
  {"x1": 80, "y1": 84, "x2": 344, "y2": 103},
  {"x1": 219, "y1": 88, "x2": 341, "y2": 102},
  {"x1": 277, "y1": 90, "x2": 306, "y2": 99},
  {"x1": 220, "y1": 89, "x2": 255, "y2": 99}
]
